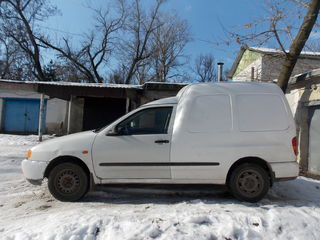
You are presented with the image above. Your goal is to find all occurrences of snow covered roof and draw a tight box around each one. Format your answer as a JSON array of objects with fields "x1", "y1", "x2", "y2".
[
  {"x1": 0, "y1": 79, "x2": 188, "y2": 89},
  {"x1": 39, "y1": 81, "x2": 142, "y2": 89},
  {"x1": 0, "y1": 79, "x2": 142, "y2": 89},
  {"x1": 249, "y1": 47, "x2": 320, "y2": 57},
  {"x1": 0, "y1": 79, "x2": 188, "y2": 100},
  {"x1": 228, "y1": 46, "x2": 320, "y2": 79}
]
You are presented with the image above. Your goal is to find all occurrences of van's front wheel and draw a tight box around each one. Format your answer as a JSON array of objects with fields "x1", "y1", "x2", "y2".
[
  {"x1": 228, "y1": 163, "x2": 269, "y2": 202},
  {"x1": 48, "y1": 162, "x2": 89, "y2": 202}
]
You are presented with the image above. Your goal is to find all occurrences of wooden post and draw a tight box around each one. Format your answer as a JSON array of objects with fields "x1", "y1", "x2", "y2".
[
  {"x1": 67, "y1": 96, "x2": 72, "y2": 134},
  {"x1": 38, "y1": 94, "x2": 45, "y2": 142}
]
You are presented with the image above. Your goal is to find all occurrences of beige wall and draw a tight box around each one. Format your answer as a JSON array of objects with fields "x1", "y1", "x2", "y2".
[
  {"x1": 233, "y1": 57, "x2": 263, "y2": 81},
  {"x1": 286, "y1": 77, "x2": 320, "y2": 171},
  {"x1": 233, "y1": 54, "x2": 320, "y2": 82}
]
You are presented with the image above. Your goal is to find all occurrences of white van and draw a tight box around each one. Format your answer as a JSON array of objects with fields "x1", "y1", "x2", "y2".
[{"x1": 22, "y1": 82, "x2": 299, "y2": 202}]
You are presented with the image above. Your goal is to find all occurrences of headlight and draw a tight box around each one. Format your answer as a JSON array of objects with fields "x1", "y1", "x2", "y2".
[{"x1": 27, "y1": 150, "x2": 32, "y2": 159}]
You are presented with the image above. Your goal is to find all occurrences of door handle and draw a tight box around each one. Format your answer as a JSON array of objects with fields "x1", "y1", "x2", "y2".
[{"x1": 155, "y1": 140, "x2": 169, "y2": 144}]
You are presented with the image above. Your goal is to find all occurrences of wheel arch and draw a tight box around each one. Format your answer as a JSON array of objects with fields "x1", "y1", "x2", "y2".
[
  {"x1": 226, "y1": 157, "x2": 274, "y2": 186},
  {"x1": 44, "y1": 155, "x2": 90, "y2": 180}
]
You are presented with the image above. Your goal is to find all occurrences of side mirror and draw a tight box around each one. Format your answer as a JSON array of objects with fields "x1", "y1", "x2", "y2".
[
  {"x1": 117, "y1": 125, "x2": 130, "y2": 135},
  {"x1": 106, "y1": 125, "x2": 130, "y2": 136},
  {"x1": 106, "y1": 127, "x2": 119, "y2": 136}
]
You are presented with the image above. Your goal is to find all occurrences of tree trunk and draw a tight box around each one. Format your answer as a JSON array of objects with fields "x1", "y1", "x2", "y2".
[
  {"x1": 277, "y1": 0, "x2": 320, "y2": 92},
  {"x1": 125, "y1": 59, "x2": 138, "y2": 84},
  {"x1": 12, "y1": 3, "x2": 46, "y2": 81}
]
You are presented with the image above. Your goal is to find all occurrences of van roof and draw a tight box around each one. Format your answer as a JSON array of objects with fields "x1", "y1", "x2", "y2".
[
  {"x1": 144, "y1": 97, "x2": 178, "y2": 106},
  {"x1": 177, "y1": 82, "x2": 283, "y2": 99},
  {"x1": 144, "y1": 82, "x2": 283, "y2": 107}
]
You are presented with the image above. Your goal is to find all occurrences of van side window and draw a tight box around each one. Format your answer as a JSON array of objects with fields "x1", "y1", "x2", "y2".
[
  {"x1": 116, "y1": 107, "x2": 172, "y2": 135},
  {"x1": 237, "y1": 94, "x2": 288, "y2": 131},
  {"x1": 187, "y1": 95, "x2": 232, "y2": 133}
]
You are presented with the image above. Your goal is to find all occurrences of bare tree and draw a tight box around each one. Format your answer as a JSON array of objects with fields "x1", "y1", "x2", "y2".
[
  {"x1": 135, "y1": 60, "x2": 153, "y2": 84},
  {"x1": 0, "y1": 33, "x2": 34, "y2": 80},
  {"x1": 0, "y1": 0, "x2": 190, "y2": 84},
  {"x1": 0, "y1": 0, "x2": 57, "y2": 81},
  {"x1": 225, "y1": 0, "x2": 320, "y2": 92},
  {"x1": 38, "y1": 3, "x2": 126, "y2": 83},
  {"x1": 194, "y1": 54, "x2": 216, "y2": 82},
  {"x1": 108, "y1": 64, "x2": 127, "y2": 84},
  {"x1": 150, "y1": 13, "x2": 190, "y2": 82},
  {"x1": 0, "y1": 35, "x2": 16, "y2": 79},
  {"x1": 278, "y1": 0, "x2": 320, "y2": 91},
  {"x1": 119, "y1": 0, "x2": 166, "y2": 84},
  {"x1": 50, "y1": 60, "x2": 89, "y2": 82}
]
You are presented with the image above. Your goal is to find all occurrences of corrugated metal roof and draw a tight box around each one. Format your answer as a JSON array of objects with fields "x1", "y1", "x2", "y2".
[
  {"x1": 0, "y1": 79, "x2": 190, "y2": 88},
  {"x1": 0, "y1": 79, "x2": 188, "y2": 101},
  {"x1": 0, "y1": 79, "x2": 142, "y2": 89},
  {"x1": 289, "y1": 68, "x2": 320, "y2": 85},
  {"x1": 38, "y1": 81, "x2": 142, "y2": 89}
]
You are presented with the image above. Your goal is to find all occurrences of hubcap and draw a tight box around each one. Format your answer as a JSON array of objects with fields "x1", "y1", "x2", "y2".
[
  {"x1": 56, "y1": 169, "x2": 80, "y2": 194},
  {"x1": 236, "y1": 169, "x2": 264, "y2": 198}
]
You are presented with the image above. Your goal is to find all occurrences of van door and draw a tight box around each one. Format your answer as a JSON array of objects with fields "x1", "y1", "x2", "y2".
[
  {"x1": 92, "y1": 106, "x2": 174, "y2": 179},
  {"x1": 170, "y1": 94, "x2": 232, "y2": 180}
]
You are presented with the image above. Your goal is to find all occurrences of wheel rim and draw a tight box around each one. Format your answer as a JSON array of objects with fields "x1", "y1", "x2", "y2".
[
  {"x1": 55, "y1": 169, "x2": 80, "y2": 194},
  {"x1": 236, "y1": 169, "x2": 264, "y2": 198}
]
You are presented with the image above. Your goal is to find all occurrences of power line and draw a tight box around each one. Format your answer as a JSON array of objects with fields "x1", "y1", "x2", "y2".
[{"x1": 39, "y1": 25, "x2": 83, "y2": 37}]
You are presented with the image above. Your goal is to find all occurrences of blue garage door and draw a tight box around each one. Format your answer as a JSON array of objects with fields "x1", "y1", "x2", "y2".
[{"x1": 2, "y1": 98, "x2": 46, "y2": 133}]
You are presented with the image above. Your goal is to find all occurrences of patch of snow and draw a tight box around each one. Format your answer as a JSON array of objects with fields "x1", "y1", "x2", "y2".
[{"x1": 1, "y1": 134, "x2": 320, "y2": 239}]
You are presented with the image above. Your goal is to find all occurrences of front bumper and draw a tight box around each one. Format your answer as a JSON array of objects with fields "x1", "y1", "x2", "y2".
[
  {"x1": 269, "y1": 161, "x2": 299, "y2": 181},
  {"x1": 21, "y1": 159, "x2": 48, "y2": 184}
]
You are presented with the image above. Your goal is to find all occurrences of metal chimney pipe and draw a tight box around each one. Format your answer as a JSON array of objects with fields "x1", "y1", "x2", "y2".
[{"x1": 217, "y1": 62, "x2": 224, "y2": 82}]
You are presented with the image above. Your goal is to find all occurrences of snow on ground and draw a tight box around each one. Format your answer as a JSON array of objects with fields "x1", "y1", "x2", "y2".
[{"x1": 1, "y1": 134, "x2": 320, "y2": 240}]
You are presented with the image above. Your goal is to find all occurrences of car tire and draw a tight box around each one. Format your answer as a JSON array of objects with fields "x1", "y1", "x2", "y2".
[
  {"x1": 48, "y1": 162, "x2": 89, "y2": 202},
  {"x1": 228, "y1": 163, "x2": 270, "y2": 203}
]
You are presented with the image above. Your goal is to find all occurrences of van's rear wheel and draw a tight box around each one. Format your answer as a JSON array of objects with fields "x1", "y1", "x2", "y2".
[
  {"x1": 48, "y1": 162, "x2": 89, "y2": 202},
  {"x1": 228, "y1": 163, "x2": 269, "y2": 202}
]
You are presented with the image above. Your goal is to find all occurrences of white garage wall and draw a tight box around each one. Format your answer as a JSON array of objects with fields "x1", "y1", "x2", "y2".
[
  {"x1": 286, "y1": 89, "x2": 300, "y2": 117},
  {"x1": 0, "y1": 88, "x2": 68, "y2": 134},
  {"x1": 46, "y1": 98, "x2": 68, "y2": 135}
]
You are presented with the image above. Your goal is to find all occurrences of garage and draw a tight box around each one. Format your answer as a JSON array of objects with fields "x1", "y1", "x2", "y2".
[
  {"x1": 286, "y1": 68, "x2": 320, "y2": 177},
  {"x1": 0, "y1": 80, "x2": 186, "y2": 136},
  {"x1": 2, "y1": 98, "x2": 46, "y2": 134},
  {"x1": 82, "y1": 97, "x2": 126, "y2": 131},
  {"x1": 308, "y1": 105, "x2": 320, "y2": 175}
]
